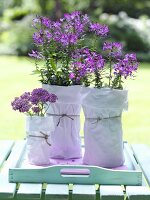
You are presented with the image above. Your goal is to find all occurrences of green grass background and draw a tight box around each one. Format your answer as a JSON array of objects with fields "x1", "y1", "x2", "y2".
[{"x1": 0, "y1": 56, "x2": 150, "y2": 146}]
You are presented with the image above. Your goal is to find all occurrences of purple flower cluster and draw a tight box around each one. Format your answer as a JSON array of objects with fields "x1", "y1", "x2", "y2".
[
  {"x1": 72, "y1": 48, "x2": 105, "y2": 70},
  {"x1": 103, "y1": 41, "x2": 122, "y2": 58},
  {"x1": 90, "y1": 23, "x2": 109, "y2": 36},
  {"x1": 31, "y1": 11, "x2": 91, "y2": 48},
  {"x1": 29, "y1": 11, "x2": 110, "y2": 60},
  {"x1": 29, "y1": 11, "x2": 139, "y2": 88},
  {"x1": 32, "y1": 30, "x2": 44, "y2": 45},
  {"x1": 114, "y1": 53, "x2": 139, "y2": 78},
  {"x1": 11, "y1": 88, "x2": 58, "y2": 116},
  {"x1": 70, "y1": 48, "x2": 105, "y2": 84},
  {"x1": 11, "y1": 97, "x2": 31, "y2": 113}
]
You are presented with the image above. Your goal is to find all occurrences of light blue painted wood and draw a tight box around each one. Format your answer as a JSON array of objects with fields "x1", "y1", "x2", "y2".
[
  {"x1": 126, "y1": 186, "x2": 150, "y2": 200},
  {"x1": 123, "y1": 144, "x2": 150, "y2": 199},
  {"x1": 9, "y1": 163, "x2": 142, "y2": 185},
  {"x1": 45, "y1": 184, "x2": 69, "y2": 200},
  {"x1": 100, "y1": 185, "x2": 124, "y2": 200},
  {"x1": 0, "y1": 140, "x2": 14, "y2": 167},
  {"x1": 124, "y1": 143, "x2": 146, "y2": 186},
  {"x1": 72, "y1": 185, "x2": 96, "y2": 200},
  {"x1": 132, "y1": 144, "x2": 150, "y2": 187},
  {"x1": 17, "y1": 183, "x2": 42, "y2": 200},
  {"x1": 0, "y1": 141, "x2": 26, "y2": 199}
]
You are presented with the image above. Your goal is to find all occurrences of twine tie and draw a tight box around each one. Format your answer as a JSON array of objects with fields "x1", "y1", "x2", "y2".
[{"x1": 28, "y1": 131, "x2": 51, "y2": 146}]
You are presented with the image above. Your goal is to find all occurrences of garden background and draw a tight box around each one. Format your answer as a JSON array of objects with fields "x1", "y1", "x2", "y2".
[{"x1": 0, "y1": 0, "x2": 150, "y2": 146}]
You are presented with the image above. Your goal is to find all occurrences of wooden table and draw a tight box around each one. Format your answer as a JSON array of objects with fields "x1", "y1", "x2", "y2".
[{"x1": 0, "y1": 140, "x2": 150, "y2": 200}]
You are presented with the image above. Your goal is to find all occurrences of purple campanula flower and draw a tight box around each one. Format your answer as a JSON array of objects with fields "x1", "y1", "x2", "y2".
[
  {"x1": 68, "y1": 33, "x2": 78, "y2": 44},
  {"x1": 69, "y1": 72, "x2": 75, "y2": 79},
  {"x1": 69, "y1": 62, "x2": 87, "y2": 84},
  {"x1": 64, "y1": 11, "x2": 81, "y2": 21},
  {"x1": 48, "y1": 93, "x2": 58, "y2": 103},
  {"x1": 59, "y1": 34, "x2": 69, "y2": 46},
  {"x1": 90, "y1": 23, "x2": 109, "y2": 36},
  {"x1": 103, "y1": 41, "x2": 123, "y2": 58},
  {"x1": 103, "y1": 41, "x2": 122, "y2": 51},
  {"x1": 72, "y1": 48, "x2": 105, "y2": 72},
  {"x1": 53, "y1": 21, "x2": 62, "y2": 31},
  {"x1": 58, "y1": 33, "x2": 78, "y2": 46},
  {"x1": 41, "y1": 16, "x2": 52, "y2": 28},
  {"x1": 28, "y1": 50, "x2": 43, "y2": 59},
  {"x1": 114, "y1": 53, "x2": 139, "y2": 78},
  {"x1": 32, "y1": 17, "x2": 41, "y2": 27},
  {"x1": 29, "y1": 11, "x2": 138, "y2": 88},
  {"x1": 82, "y1": 14, "x2": 90, "y2": 25},
  {"x1": 44, "y1": 30, "x2": 52, "y2": 40},
  {"x1": 33, "y1": 30, "x2": 44, "y2": 45},
  {"x1": 124, "y1": 53, "x2": 137, "y2": 62}
]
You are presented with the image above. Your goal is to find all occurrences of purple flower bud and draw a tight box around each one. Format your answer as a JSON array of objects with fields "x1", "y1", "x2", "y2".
[{"x1": 32, "y1": 106, "x2": 41, "y2": 114}]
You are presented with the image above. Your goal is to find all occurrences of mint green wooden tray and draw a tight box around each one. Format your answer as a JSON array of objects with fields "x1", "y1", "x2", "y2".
[
  {"x1": 9, "y1": 164, "x2": 142, "y2": 185},
  {"x1": 8, "y1": 142, "x2": 142, "y2": 186}
]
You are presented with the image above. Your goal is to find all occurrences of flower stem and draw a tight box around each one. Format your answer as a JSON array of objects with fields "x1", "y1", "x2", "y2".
[{"x1": 109, "y1": 59, "x2": 112, "y2": 87}]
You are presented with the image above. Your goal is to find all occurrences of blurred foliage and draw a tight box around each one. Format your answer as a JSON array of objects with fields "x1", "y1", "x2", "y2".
[
  {"x1": 100, "y1": 12, "x2": 150, "y2": 53},
  {"x1": 0, "y1": 0, "x2": 150, "y2": 60},
  {"x1": 101, "y1": 0, "x2": 150, "y2": 19}
]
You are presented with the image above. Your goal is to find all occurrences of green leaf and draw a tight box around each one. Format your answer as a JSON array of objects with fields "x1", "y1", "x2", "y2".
[
  {"x1": 31, "y1": 69, "x2": 41, "y2": 75},
  {"x1": 50, "y1": 58, "x2": 56, "y2": 71}
]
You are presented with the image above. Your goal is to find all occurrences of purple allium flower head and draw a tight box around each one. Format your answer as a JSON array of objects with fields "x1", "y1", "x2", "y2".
[
  {"x1": 30, "y1": 88, "x2": 51, "y2": 104},
  {"x1": 11, "y1": 88, "x2": 58, "y2": 116},
  {"x1": 48, "y1": 93, "x2": 58, "y2": 103},
  {"x1": 11, "y1": 97, "x2": 31, "y2": 113},
  {"x1": 28, "y1": 50, "x2": 43, "y2": 59},
  {"x1": 90, "y1": 23, "x2": 109, "y2": 36},
  {"x1": 20, "y1": 92, "x2": 31, "y2": 101}
]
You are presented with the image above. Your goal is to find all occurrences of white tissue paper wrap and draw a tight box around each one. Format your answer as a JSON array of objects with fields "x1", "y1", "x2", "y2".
[
  {"x1": 26, "y1": 116, "x2": 54, "y2": 165},
  {"x1": 42, "y1": 84, "x2": 84, "y2": 159},
  {"x1": 82, "y1": 88, "x2": 128, "y2": 168}
]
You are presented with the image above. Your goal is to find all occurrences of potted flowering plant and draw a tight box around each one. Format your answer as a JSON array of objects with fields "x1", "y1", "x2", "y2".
[
  {"x1": 29, "y1": 11, "x2": 109, "y2": 159},
  {"x1": 11, "y1": 88, "x2": 57, "y2": 165},
  {"x1": 73, "y1": 43, "x2": 139, "y2": 167},
  {"x1": 29, "y1": 10, "x2": 138, "y2": 167}
]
